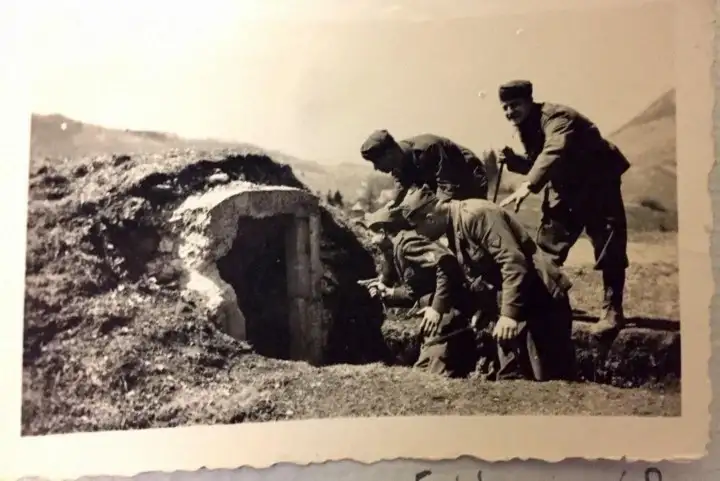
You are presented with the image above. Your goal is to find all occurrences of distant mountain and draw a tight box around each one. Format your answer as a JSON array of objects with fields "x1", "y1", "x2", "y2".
[
  {"x1": 608, "y1": 89, "x2": 676, "y2": 212},
  {"x1": 29, "y1": 113, "x2": 376, "y2": 200}
]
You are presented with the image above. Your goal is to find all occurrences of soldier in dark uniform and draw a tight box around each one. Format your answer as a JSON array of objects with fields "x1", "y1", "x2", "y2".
[
  {"x1": 362, "y1": 206, "x2": 483, "y2": 378},
  {"x1": 397, "y1": 186, "x2": 578, "y2": 382},
  {"x1": 360, "y1": 130, "x2": 490, "y2": 207},
  {"x1": 495, "y1": 80, "x2": 631, "y2": 336}
]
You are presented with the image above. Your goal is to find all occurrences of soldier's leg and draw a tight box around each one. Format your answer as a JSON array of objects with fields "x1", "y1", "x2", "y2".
[
  {"x1": 527, "y1": 292, "x2": 578, "y2": 381},
  {"x1": 495, "y1": 323, "x2": 547, "y2": 381},
  {"x1": 414, "y1": 341, "x2": 452, "y2": 376},
  {"x1": 584, "y1": 180, "x2": 629, "y2": 335},
  {"x1": 413, "y1": 309, "x2": 478, "y2": 378},
  {"x1": 535, "y1": 192, "x2": 584, "y2": 267}
]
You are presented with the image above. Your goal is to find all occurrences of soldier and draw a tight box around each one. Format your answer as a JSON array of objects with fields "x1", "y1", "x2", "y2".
[
  {"x1": 495, "y1": 80, "x2": 631, "y2": 336},
  {"x1": 397, "y1": 186, "x2": 578, "y2": 382},
  {"x1": 359, "y1": 130, "x2": 491, "y2": 208},
  {"x1": 361, "y1": 205, "x2": 482, "y2": 378}
]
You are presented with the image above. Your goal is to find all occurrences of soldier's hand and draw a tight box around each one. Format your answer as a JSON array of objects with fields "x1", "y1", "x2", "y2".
[
  {"x1": 496, "y1": 146, "x2": 515, "y2": 164},
  {"x1": 420, "y1": 307, "x2": 442, "y2": 337},
  {"x1": 377, "y1": 284, "x2": 394, "y2": 298},
  {"x1": 493, "y1": 315, "x2": 520, "y2": 341},
  {"x1": 470, "y1": 311, "x2": 482, "y2": 330},
  {"x1": 499, "y1": 181, "x2": 531, "y2": 212}
]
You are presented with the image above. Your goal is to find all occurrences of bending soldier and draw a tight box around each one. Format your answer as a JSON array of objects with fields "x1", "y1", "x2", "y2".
[
  {"x1": 398, "y1": 186, "x2": 578, "y2": 382},
  {"x1": 496, "y1": 80, "x2": 631, "y2": 336},
  {"x1": 360, "y1": 130, "x2": 491, "y2": 207},
  {"x1": 362, "y1": 206, "x2": 481, "y2": 378}
]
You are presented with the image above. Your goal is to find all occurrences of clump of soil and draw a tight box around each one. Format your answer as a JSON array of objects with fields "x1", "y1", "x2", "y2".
[{"x1": 22, "y1": 147, "x2": 385, "y2": 435}]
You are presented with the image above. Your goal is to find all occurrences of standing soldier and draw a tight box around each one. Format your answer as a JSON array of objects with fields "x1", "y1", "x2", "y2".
[
  {"x1": 397, "y1": 186, "x2": 577, "y2": 382},
  {"x1": 359, "y1": 130, "x2": 491, "y2": 207},
  {"x1": 495, "y1": 80, "x2": 631, "y2": 336},
  {"x1": 361, "y1": 205, "x2": 483, "y2": 378}
]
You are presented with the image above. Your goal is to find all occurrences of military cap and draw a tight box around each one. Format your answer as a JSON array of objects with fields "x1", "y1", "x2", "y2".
[
  {"x1": 363, "y1": 204, "x2": 407, "y2": 231},
  {"x1": 398, "y1": 186, "x2": 439, "y2": 222},
  {"x1": 498, "y1": 80, "x2": 533, "y2": 102},
  {"x1": 360, "y1": 129, "x2": 397, "y2": 160}
]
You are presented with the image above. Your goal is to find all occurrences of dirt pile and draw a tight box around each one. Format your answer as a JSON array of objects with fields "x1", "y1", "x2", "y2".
[{"x1": 22, "y1": 147, "x2": 387, "y2": 435}]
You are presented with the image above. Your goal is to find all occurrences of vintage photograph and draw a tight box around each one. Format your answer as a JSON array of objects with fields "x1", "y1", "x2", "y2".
[{"x1": 19, "y1": 0, "x2": 690, "y2": 444}]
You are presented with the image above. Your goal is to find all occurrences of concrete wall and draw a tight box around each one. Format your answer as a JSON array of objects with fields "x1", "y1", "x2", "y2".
[{"x1": 170, "y1": 181, "x2": 326, "y2": 364}]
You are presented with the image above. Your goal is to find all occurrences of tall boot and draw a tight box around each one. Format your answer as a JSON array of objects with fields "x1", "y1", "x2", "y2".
[{"x1": 590, "y1": 268, "x2": 626, "y2": 335}]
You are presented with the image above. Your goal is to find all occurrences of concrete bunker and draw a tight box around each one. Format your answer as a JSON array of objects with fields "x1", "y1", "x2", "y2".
[{"x1": 171, "y1": 182, "x2": 328, "y2": 365}]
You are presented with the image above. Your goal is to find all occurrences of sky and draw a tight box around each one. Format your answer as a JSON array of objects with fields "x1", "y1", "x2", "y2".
[{"x1": 24, "y1": 0, "x2": 674, "y2": 165}]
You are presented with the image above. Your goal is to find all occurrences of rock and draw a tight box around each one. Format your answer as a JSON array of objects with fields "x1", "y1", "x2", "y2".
[{"x1": 208, "y1": 172, "x2": 230, "y2": 185}]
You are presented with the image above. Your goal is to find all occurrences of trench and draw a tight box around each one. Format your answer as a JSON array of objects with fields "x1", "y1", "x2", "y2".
[
  {"x1": 380, "y1": 317, "x2": 681, "y2": 389},
  {"x1": 216, "y1": 215, "x2": 294, "y2": 360}
]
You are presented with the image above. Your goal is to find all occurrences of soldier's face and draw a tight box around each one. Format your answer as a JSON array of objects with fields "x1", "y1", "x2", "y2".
[
  {"x1": 370, "y1": 230, "x2": 390, "y2": 248},
  {"x1": 372, "y1": 156, "x2": 393, "y2": 173},
  {"x1": 501, "y1": 99, "x2": 532, "y2": 125},
  {"x1": 412, "y1": 209, "x2": 446, "y2": 241},
  {"x1": 373, "y1": 148, "x2": 402, "y2": 173}
]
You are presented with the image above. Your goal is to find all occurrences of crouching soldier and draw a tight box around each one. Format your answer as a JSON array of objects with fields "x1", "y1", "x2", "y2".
[
  {"x1": 360, "y1": 130, "x2": 491, "y2": 207},
  {"x1": 362, "y1": 205, "x2": 481, "y2": 378},
  {"x1": 398, "y1": 186, "x2": 578, "y2": 382}
]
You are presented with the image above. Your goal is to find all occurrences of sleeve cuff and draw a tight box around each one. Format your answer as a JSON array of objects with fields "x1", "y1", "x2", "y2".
[
  {"x1": 500, "y1": 303, "x2": 523, "y2": 320},
  {"x1": 431, "y1": 295, "x2": 452, "y2": 314},
  {"x1": 526, "y1": 178, "x2": 544, "y2": 194}
]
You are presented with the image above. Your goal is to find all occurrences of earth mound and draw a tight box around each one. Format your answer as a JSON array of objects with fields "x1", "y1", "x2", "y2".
[{"x1": 22, "y1": 147, "x2": 388, "y2": 435}]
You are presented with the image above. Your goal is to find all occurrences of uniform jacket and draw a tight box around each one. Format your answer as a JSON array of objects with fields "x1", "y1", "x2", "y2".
[
  {"x1": 445, "y1": 199, "x2": 573, "y2": 320},
  {"x1": 388, "y1": 134, "x2": 489, "y2": 207},
  {"x1": 510, "y1": 102, "x2": 631, "y2": 200},
  {"x1": 379, "y1": 229, "x2": 466, "y2": 313}
]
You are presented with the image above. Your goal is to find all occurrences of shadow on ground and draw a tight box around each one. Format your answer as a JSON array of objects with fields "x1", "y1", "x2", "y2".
[
  {"x1": 382, "y1": 309, "x2": 681, "y2": 390},
  {"x1": 572, "y1": 308, "x2": 679, "y2": 332}
]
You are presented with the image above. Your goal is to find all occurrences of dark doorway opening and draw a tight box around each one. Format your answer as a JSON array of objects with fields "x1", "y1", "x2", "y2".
[{"x1": 216, "y1": 214, "x2": 294, "y2": 360}]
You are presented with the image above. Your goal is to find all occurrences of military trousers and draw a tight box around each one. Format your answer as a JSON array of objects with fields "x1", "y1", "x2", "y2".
[
  {"x1": 495, "y1": 289, "x2": 577, "y2": 382},
  {"x1": 535, "y1": 179, "x2": 629, "y2": 272},
  {"x1": 412, "y1": 295, "x2": 479, "y2": 378}
]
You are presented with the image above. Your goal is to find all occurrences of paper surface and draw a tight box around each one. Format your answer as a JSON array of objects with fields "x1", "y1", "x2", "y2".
[{"x1": 0, "y1": 0, "x2": 715, "y2": 479}]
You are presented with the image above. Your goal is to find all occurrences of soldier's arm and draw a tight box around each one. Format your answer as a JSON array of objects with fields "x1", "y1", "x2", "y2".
[
  {"x1": 387, "y1": 175, "x2": 410, "y2": 208},
  {"x1": 381, "y1": 284, "x2": 417, "y2": 308},
  {"x1": 427, "y1": 142, "x2": 466, "y2": 201},
  {"x1": 472, "y1": 211, "x2": 535, "y2": 320},
  {"x1": 502, "y1": 151, "x2": 533, "y2": 175},
  {"x1": 379, "y1": 250, "x2": 399, "y2": 286},
  {"x1": 396, "y1": 233, "x2": 458, "y2": 313},
  {"x1": 430, "y1": 256, "x2": 466, "y2": 314},
  {"x1": 463, "y1": 148, "x2": 490, "y2": 199},
  {"x1": 525, "y1": 112, "x2": 576, "y2": 193}
]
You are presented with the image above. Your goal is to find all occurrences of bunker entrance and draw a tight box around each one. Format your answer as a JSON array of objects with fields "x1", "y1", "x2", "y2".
[{"x1": 216, "y1": 214, "x2": 295, "y2": 360}]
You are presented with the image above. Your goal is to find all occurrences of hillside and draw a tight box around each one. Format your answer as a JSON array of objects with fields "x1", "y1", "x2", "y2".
[
  {"x1": 608, "y1": 89, "x2": 677, "y2": 213},
  {"x1": 29, "y1": 114, "x2": 376, "y2": 202}
]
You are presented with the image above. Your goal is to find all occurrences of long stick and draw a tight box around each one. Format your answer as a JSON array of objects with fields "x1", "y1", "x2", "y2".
[{"x1": 492, "y1": 161, "x2": 505, "y2": 203}]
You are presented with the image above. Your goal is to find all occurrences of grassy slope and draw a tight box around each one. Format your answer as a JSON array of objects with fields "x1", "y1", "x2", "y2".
[{"x1": 608, "y1": 89, "x2": 677, "y2": 212}]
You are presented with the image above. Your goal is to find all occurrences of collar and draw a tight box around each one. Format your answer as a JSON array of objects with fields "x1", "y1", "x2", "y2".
[{"x1": 517, "y1": 102, "x2": 543, "y2": 130}]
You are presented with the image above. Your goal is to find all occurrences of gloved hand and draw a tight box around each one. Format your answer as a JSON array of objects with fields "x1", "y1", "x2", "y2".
[{"x1": 496, "y1": 146, "x2": 531, "y2": 174}]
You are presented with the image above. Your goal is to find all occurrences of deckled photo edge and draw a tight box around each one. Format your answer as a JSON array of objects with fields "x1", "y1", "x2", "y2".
[{"x1": 0, "y1": 0, "x2": 714, "y2": 478}]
